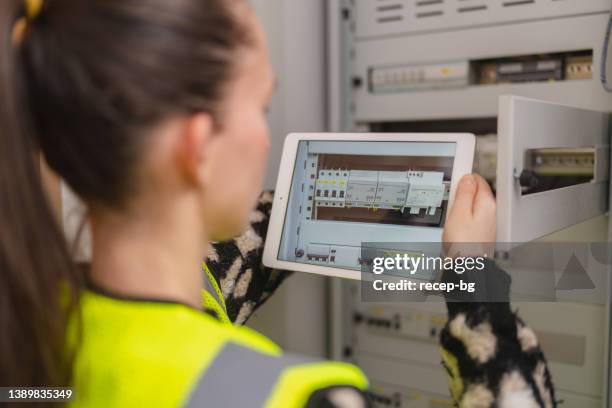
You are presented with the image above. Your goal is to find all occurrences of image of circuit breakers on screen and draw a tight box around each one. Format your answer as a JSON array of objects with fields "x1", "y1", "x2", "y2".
[
  {"x1": 315, "y1": 169, "x2": 349, "y2": 206},
  {"x1": 314, "y1": 169, "x2": 445, "y2": 215}
]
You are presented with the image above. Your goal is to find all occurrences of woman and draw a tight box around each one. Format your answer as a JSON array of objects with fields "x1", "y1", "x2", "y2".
[{"x1": 0, "y1": 0, "x2": 554, "y2": 406}]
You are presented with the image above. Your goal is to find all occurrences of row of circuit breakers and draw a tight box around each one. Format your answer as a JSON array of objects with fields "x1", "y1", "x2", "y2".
[{"x1": 315, "y1": 169, "x2": 449, "y2": 215}]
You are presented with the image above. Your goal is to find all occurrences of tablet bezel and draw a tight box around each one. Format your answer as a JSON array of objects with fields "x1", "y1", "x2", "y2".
[{"x1": 263, "y1": 132, "x2": 475, "y2": 280}]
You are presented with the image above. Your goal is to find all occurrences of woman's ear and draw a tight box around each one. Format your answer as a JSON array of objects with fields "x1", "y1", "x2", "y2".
[{"x1": 176, "y1": 113, "x2": 215, "y2": 188}]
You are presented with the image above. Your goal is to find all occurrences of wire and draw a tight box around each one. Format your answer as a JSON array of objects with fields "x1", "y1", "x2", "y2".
[{"x1": 601, "y1": 4, "x2": 612, "y2": 92}]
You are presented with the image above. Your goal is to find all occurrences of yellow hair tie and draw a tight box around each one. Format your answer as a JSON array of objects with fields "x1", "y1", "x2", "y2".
[
  {"x1": 24, "y1": 0, "x2": 44, "y2": 20},
  {"x1": 12, "y1": 0, "x2": 45, "y2": 47}
]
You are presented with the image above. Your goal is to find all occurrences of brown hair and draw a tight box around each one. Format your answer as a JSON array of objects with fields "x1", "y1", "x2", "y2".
[{"x1": 0, "y1": 0, "x2": 251, "y2": 387}]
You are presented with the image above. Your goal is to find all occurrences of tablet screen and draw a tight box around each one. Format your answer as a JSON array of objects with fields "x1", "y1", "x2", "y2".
[{"x1": 277, "y1": 140, "x2": 457, "y2": 269}]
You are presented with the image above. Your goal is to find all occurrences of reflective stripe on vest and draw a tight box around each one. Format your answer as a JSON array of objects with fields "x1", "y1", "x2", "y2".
[
  {"x1": 185, "y1": 342, "x2": 368, "y2": 408},
  {"x1": 185, "y1": 342, "x2": 314, "y2": 407}
]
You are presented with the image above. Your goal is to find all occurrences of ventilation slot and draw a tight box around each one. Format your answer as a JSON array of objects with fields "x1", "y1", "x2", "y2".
[
  {"x1": 377, "y1": 4, "x2": 403, "y2": 11},
  {"x1": 416, "y1": 0, "x2": 443, "y2": 5},
  {"x1": 503, "y1": 0, "x2": 536, "y2": 7},
  {"x1": 375, "y1": 2, "x2": 404, "y2": 24},
  {"x1": 416, "y1": 10, "x2": 444, "y2": 18},
  {"x1": 377, "y1": 15, "x2": 404, "y2": 23},
  {"x1": 458, "y1": 5, "x2": 487, "y2": 13}
]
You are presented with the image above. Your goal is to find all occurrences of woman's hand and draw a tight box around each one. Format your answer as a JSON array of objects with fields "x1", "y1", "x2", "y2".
[{"x1": 443, "y1": 174, "x2": 496, "y2": 255}]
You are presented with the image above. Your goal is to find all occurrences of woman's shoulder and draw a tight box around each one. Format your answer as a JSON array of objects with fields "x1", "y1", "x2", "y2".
[{"x1": 78, "y1": 289, "x2": 279, "y2": 352}]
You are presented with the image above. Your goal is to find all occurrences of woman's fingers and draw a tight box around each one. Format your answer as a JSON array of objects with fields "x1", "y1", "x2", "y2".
[
  {"x1": 472, "y1": 174, "x2": 497, "y2": 243},
  {"x1": 473, "y1": 174, "x2": 496, "y2": 219},
  {"x1": 443, "y1": 173, "x2": 497, "y2": 247},
  {"x1": 450, "y1": 174, "x2": 477, "y2": 218}
]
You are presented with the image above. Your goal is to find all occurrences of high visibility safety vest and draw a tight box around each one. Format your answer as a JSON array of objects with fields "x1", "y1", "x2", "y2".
[{"x1": 69, "y1": 264, "x2": 368, "y2": 407}]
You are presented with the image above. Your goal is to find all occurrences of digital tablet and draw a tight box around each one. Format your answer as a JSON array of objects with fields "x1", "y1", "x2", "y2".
[{"x1": 263, "y1": 133, "x2": 475, "y2": 280}]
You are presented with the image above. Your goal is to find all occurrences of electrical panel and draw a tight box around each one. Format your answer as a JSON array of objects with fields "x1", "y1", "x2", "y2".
[{"x1": 329, "y1": 1, "x2": 612, "y2": 407}]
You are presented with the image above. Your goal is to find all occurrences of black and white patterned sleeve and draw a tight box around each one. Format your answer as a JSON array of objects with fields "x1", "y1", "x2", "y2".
[
  {"x1": 305, "y1": 387, "x2": 372, "y2": 408},
  {"x1": 439, "y1": 262, "x2": 557, "y2": 407},
  {"x1": 205, "y1": 191, "x2": 293, "y2": 325}
]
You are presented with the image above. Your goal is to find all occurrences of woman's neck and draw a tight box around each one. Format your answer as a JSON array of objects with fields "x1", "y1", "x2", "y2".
[{"x1": 89, "y1": 197, "x2": 208, "y2": 309}]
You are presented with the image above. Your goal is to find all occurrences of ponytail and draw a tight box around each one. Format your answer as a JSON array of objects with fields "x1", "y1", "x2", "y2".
[{"x1": 0, "y1": 0, "x2": 82, "y2": 387}]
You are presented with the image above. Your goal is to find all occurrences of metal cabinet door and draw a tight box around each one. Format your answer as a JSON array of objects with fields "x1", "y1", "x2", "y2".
[{"x1": 497, "y1": 95, "x2": 610, "y2": 242}]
